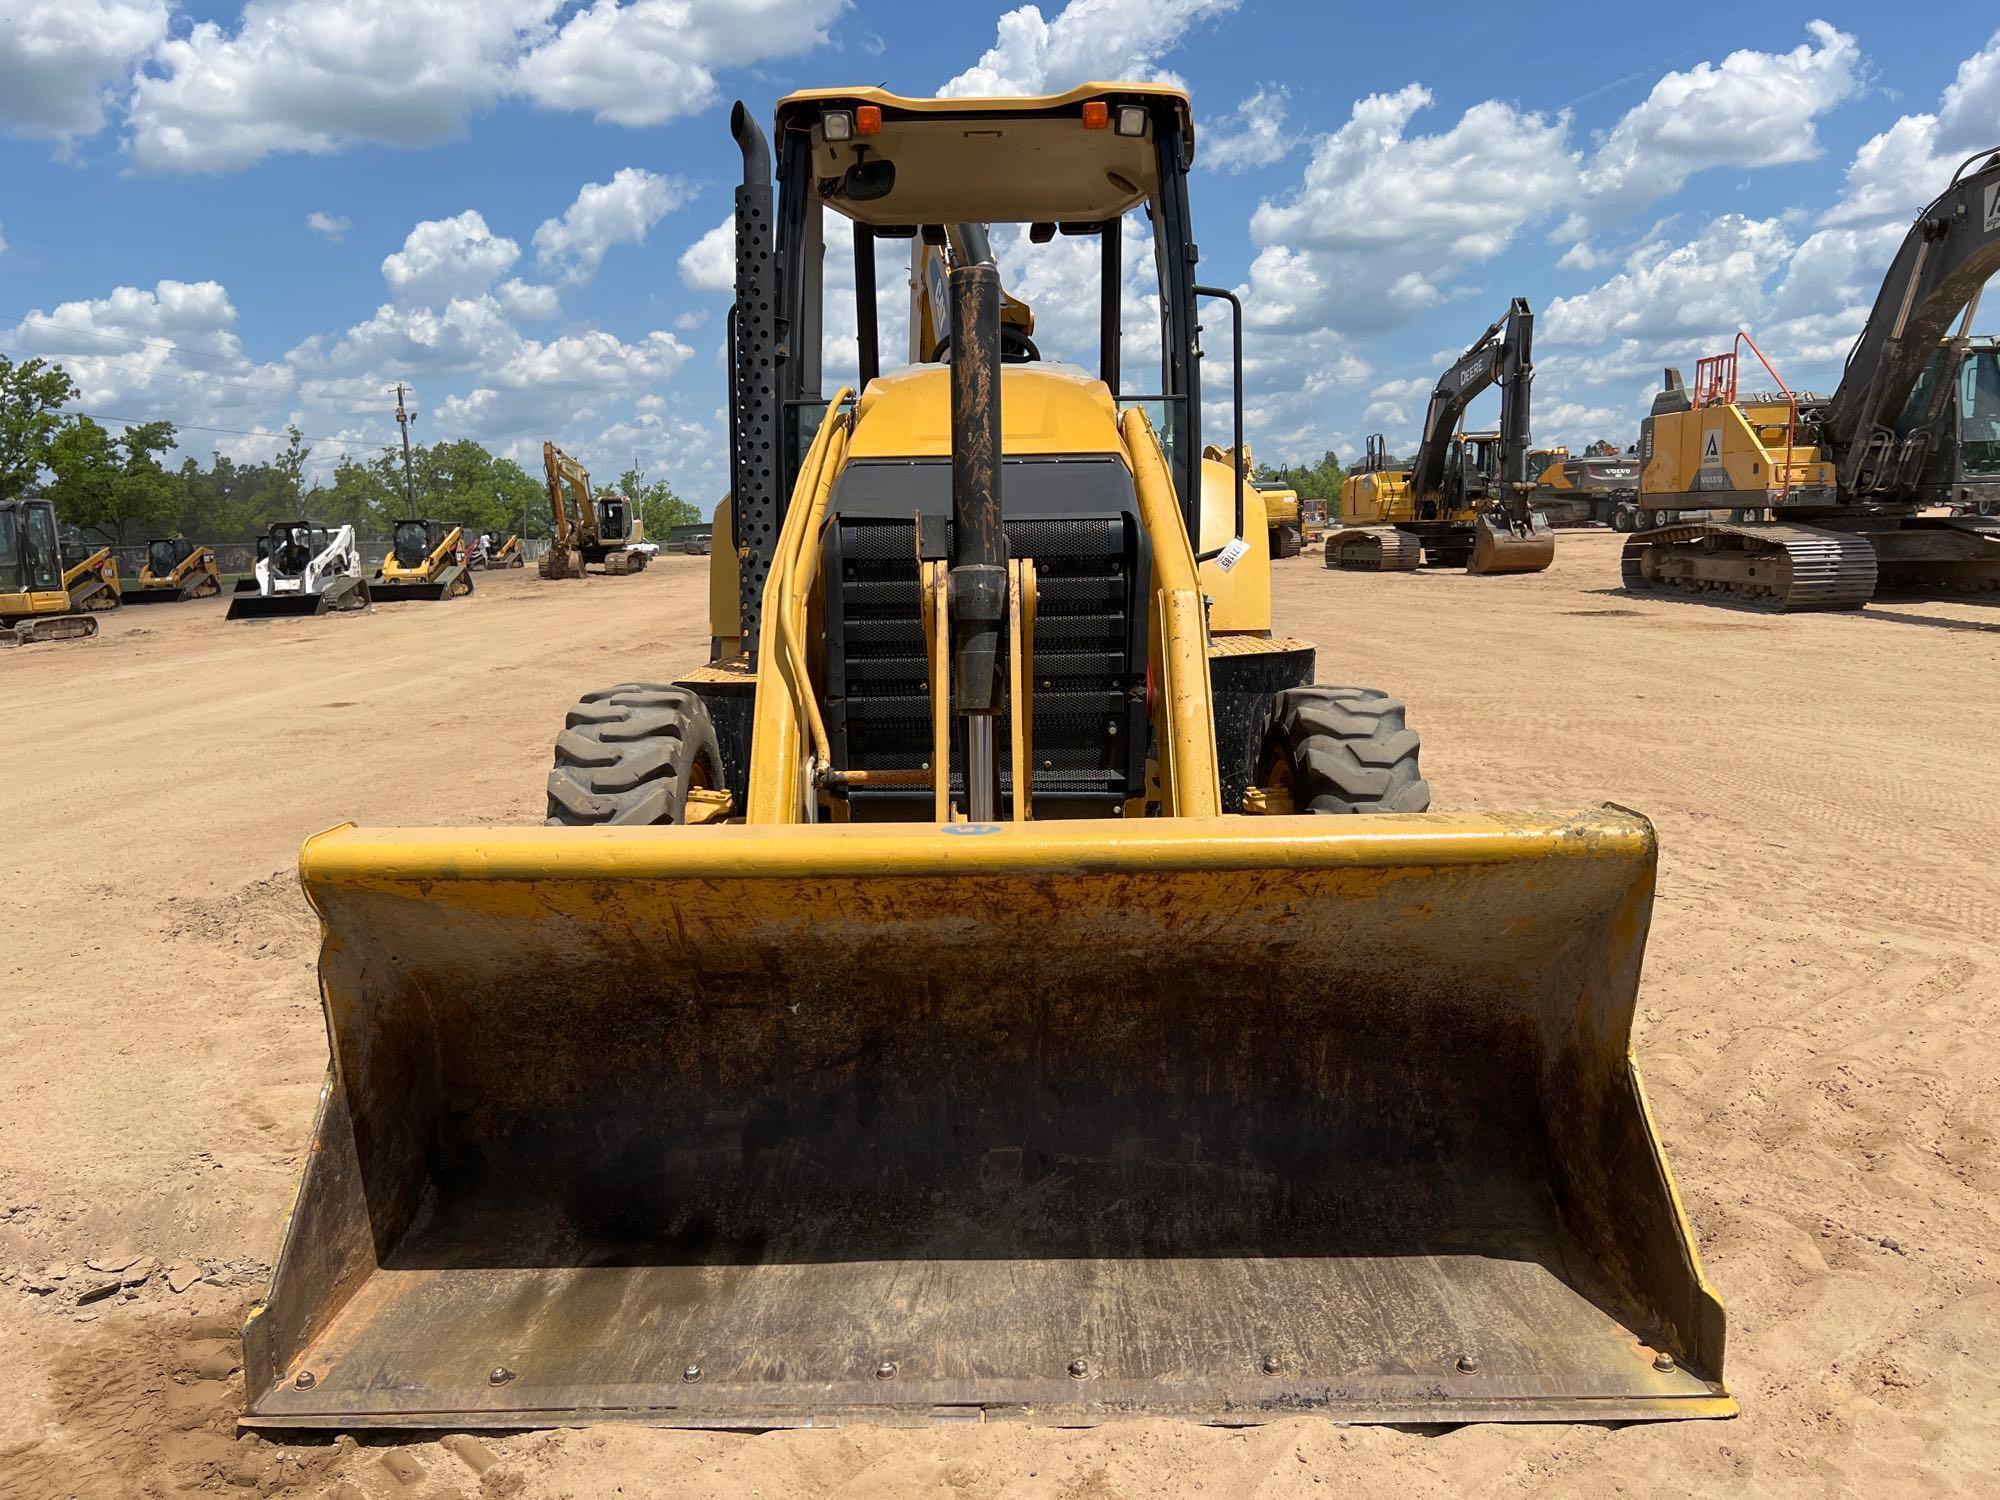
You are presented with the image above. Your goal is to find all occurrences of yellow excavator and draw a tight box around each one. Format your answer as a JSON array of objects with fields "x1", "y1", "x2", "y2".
[
  {"x1": 540, "y1": 444, "x2": 649, "y2": 577},
  {"x1": 371, "y1": 518, "x2": 474, "y2": 602},
  {"x1": 244, "y1": 84, "x2": 1728, "y2": 1431},
  {"x1": 2, "y1": 495, "x2": 109, "y2": 645},
  {"x1": 1327, "y1": 299, "x2": 1555, "y2": 574},
  {"x1": 1622, "y1": 147, "x2": 2000, "y2": 609},
  {"x1": 120, "y1": 536, "x2": 223, "y2": 605}
]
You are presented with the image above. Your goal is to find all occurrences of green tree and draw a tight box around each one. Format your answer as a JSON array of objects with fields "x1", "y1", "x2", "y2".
[
  {"x1": 0, "y1": 355, "x2": 80, "y2": 501},
  {"x1": 45, "y1": 417, "x2": 181, "y2": 544},
  {"x1": 615, "y1": 466, "x2": 700, "y2": 539}
]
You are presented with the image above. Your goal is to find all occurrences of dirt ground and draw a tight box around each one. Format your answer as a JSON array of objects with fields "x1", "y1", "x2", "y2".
[{"x1": 3, "y1": 536, "x2": 1996, "y2": 1499}]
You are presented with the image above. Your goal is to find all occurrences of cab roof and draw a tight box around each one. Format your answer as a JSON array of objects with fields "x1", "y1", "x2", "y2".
[{"x1": 774, "y1": 83, "x2": 1195, "y2": 227}]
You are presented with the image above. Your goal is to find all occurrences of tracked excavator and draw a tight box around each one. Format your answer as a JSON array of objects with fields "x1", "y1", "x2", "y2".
[
  {"x1": 1623, "y1": 147, "x2": 2000, "y2": 609},
  {"x1": 121, "y1": 536, "x2": 223, "y2": 604},
  {"x1": 1531, "y1": 447, "x2": 1642, "y2": 529},
  {"x1": 2, "y1": 496, "x2": 110, "y2": 645},
  {"x1": 371, "y1": 518, "x2": 474, "y2": 601},
  {"x1": 245, "y1": 84, "x2": 1728, "y2": 1431},
  {"x1": 1327, "y1": 298, "x2": 1555, "y2": 574},
  {"x1": 539, "y1": 444, "x2": 648, "y2": 577}
]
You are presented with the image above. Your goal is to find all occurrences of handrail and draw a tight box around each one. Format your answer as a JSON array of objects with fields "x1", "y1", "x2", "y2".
[{"x1": 1694, "y1": 332, "x2": 1800, "y2": 502}]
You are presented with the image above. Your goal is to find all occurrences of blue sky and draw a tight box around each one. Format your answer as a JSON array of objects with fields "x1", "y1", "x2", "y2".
[{"x1": 3, "y1": 1, "x2": 1997, "y2": 510}]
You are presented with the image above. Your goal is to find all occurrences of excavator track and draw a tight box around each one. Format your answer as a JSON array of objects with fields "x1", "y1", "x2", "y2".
[
  {"x1": 1871, "y1": 515, "x2": 2000, "y2": 597},
  {"x1": 1621, "y1": 522, "x2": 1877, "y2": 612},
  {"x1": 1324, "y1": 526, "x2": 1423, "y2": 572},
  {"x1": 3, "y1": 614, "x2": 100, "y2": 647}
]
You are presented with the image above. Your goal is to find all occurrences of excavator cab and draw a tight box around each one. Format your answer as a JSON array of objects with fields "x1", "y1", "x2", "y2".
[
  {"x1": 1, "y1": 496, "x2": 102, "y2": 645},
  {"x1": 246, "y1": 85, "x2": 1727, "y2": 1431}
]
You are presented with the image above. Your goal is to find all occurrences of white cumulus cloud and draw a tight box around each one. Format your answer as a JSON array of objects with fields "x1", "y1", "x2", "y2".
[
  {"x1": 533, "y1": 168, "x2": 690, "y2": 284},
  {"x1": 306, "y1": 211, "x2": 351, "y2": 242},
  {"x1": 679, "y1": 218, "x2": 737, "y2": 293},
  {"x1": 0, "y1": 0, "x2": 167, "y2": 140},
  {"x1": 940, "y1": 0, "x2": 1238, "y2": 97},
  {"x1": 1204, "y1": 86, "x2": 1298, "y2": 173},
  {"x1": 381, "y1": 211, "x2": 522, "y2": 303}
]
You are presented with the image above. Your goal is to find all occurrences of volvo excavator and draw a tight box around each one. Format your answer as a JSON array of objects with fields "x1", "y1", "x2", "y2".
[
  {"x1": 540, "y1": 443, "x2": 649, "y2": 577},
  {"x1": 371, "y1": 518, "x2": 474, "y2": 601},
  {"x1": 121, "y1": 536, "x2": 223, "y2": 604},
  {"x1": 1622, "y1": 147, "x2": 2000, "y2": 609},
  {"x1": 1327, "y1": 298, "x2": 1555, "y2": 574},
  {"x1": 245, "y1": 84, "x2": 1728, "y2": 1431}
]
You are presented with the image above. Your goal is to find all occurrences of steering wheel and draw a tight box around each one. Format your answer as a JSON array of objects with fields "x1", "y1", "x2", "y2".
[{"x1": 929, "y1": 328, "x2": 1042, "y2": 364}]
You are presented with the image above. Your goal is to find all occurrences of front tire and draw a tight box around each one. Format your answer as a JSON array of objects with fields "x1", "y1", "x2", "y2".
[
  {"x1": 1255, "y1": 687, "x2": 1430, "y2": 813},
  {"x1": 547, "y1": 683, "x2": 722, "y2": 825}
]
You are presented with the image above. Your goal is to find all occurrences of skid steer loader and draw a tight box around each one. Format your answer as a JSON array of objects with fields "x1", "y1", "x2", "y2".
[
  {"x1": 226, "y1": 520, "x2": 371, "y2": 620},
  {"x1": 245, "y1": 85, "x2": 1729, "y2": 1431},
  {"x1": 370, "y1": 518, "x2": 474, "y2": 602},
  {"x1": 120, "y1": 536, "x2": 224, "y2": 604}
]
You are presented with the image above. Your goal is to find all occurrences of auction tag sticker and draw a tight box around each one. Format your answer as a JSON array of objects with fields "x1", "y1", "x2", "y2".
[{"x1": 1214, "y1": 538, "x2": 1250, "y2": 573}]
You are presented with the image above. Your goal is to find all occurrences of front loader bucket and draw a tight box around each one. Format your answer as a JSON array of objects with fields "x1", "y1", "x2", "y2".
[
  {"x1": 245, "y1": 810, "x2": 1730, "y2": 1430},
  {"x1": 1467, "y1": 511, "x2": 1556, "y2": 575}
]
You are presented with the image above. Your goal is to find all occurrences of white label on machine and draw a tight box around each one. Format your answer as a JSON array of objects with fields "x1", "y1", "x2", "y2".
[
  {"x1": 1701, "y1": 429, "x2": 1723, "y2": 465},
  {"x1": 1213, "y1": 538, "x2": 1250, "y2": 573},
  {"x1": 1986, "y1": 182, "x2": 2000, "y2": 233}
]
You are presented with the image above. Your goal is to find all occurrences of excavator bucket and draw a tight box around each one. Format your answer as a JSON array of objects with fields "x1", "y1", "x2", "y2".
[
  {"x1": 244, "y1": 809, "x2": 1730, "y2": 1430},
  {"x1": 1467, "y1": 511, "x2": 1556, "y2": 575}
]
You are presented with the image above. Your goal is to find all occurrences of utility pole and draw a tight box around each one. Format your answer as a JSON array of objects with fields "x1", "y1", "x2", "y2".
[{"x1": 393, "y1": 384, "x2": 417, "y2": 511}]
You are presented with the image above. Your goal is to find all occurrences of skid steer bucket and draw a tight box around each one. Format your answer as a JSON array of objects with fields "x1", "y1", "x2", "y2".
[
  {"x1": 227, "y1": 591, "x2": 332, "y2": 620},
  {"x1": 1467, "y1": 511, "x2": 1556, "y2": 575},
  {"x1": 245, "y1": 809, "x2": 1729, "y2": 1430},
  {"x1": 371, "y1": 565, "x2": 469, "y2": 603}
]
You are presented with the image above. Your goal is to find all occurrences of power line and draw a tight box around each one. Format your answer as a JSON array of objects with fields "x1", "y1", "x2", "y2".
[{"x1": 67, "y1": 410, "x2": 398, "y2": 447}]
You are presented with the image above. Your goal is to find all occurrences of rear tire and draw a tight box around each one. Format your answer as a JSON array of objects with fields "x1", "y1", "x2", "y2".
[
  {"x1": 1256, "y1": 686, "x2": 1430, "y2": 814},
  {"x1": 547, "y1": 683, "x2": 722, "y2": 825}
]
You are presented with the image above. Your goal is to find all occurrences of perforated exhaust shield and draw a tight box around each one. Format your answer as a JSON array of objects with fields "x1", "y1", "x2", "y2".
[{"x1": 244, "y1": 811, "x2": 1730, "y2": 1428}]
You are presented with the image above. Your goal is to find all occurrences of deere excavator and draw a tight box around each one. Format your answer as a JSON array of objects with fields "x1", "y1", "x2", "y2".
[
  {"x1": 1327, "y1": 298, "x2": 1555, "y2": 574},
  {"x1": 2, "y1": 495, "x2": 110, "y2": 645},
  {"x1": 1622, "y1": 147, "x2": 2000, "y2": 609},
  {"x1": 540, "y1": 443, "x2": 648, "y2": 577},
  {"x1": 245, "y1": 84, "x2": 1728, "y2": 1430},
  {"x1": 371, "y1": 518, "x2": 474, "y2": 601}
]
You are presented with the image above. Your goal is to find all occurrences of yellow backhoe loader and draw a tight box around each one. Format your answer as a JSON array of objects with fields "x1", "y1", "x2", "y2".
[
  {"x1": 120, "y1": 536, "x2": 223, "y2": 604},
  {"x1": 245, "y1": 84, "x2": 1728, "y2": 1431},
  {"x1": 2, "y1": 495, "x2": 109, "y2": 645},
  {"x1": 540, "y1": 444, "x2": 649, "y2": 577},
  {"x1": 1327, "y1": 299, "x2": 1555, "y2": 574},
  {"x1": 1622, "y1": 148, "x2": 2000, "y2": 609},
  {"x1": 371, "y1": 518, "x2": 474, "y2": 601}
]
